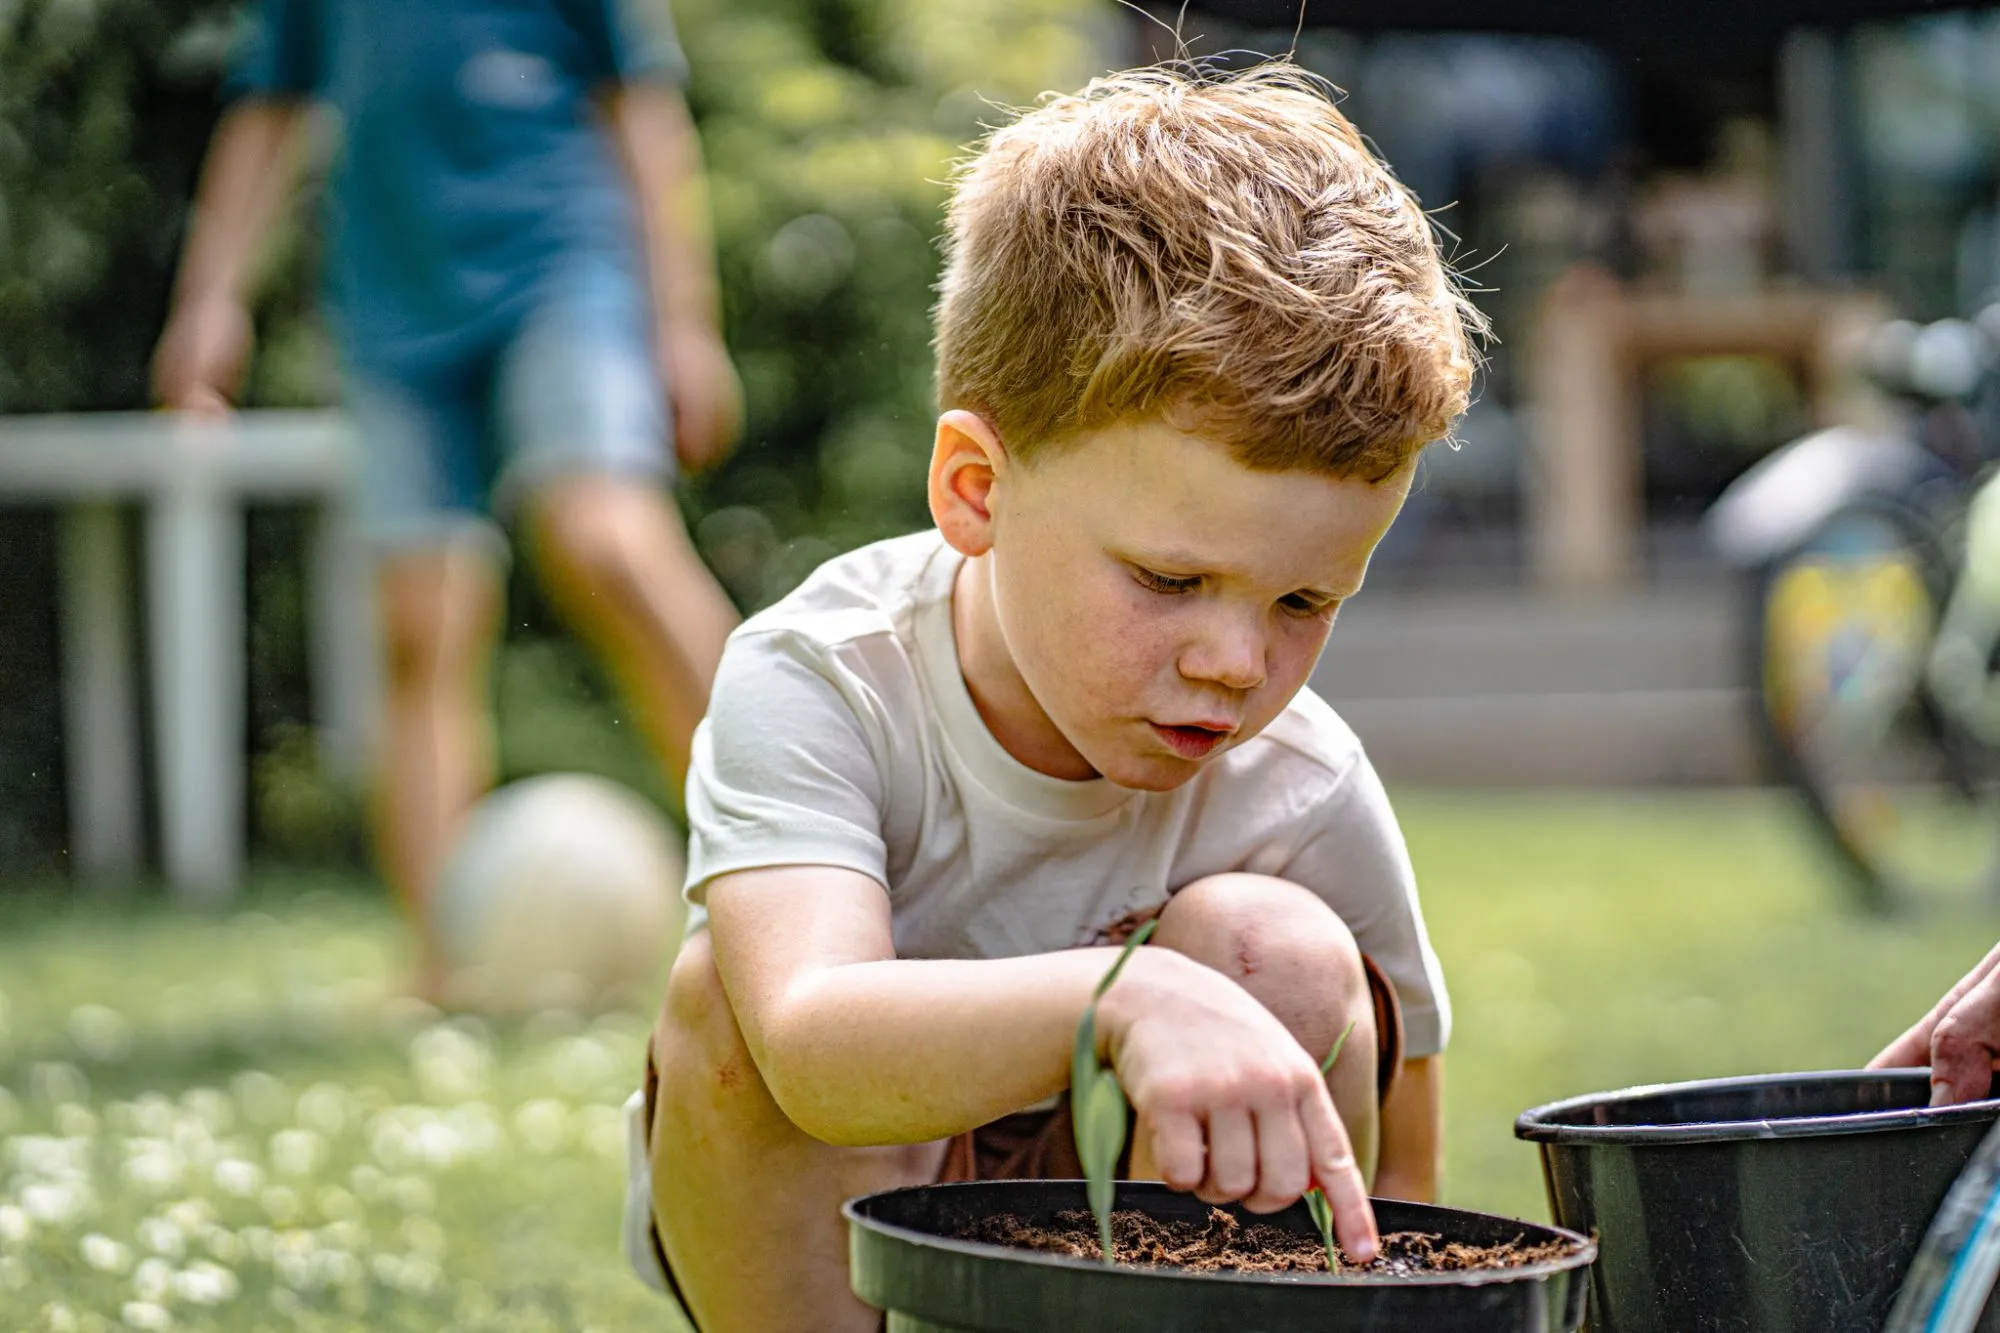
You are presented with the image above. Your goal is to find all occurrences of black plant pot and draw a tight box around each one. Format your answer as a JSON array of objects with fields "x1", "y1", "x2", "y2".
[
  {"x1": 1515, "y1": 1069, "x2": 2000, "y2": 1333},
  {"x1": 845, "y1": 1180, "x2": 1595, "y2": 1332}
]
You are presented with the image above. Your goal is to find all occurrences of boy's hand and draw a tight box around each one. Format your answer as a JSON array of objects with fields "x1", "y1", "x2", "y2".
[
  {"x1": 658, "y1": 319, "x2": 742, "y2": 474},
  {"x1": 1098, "y1": 949, "x2": 1379, "y2": 1263},
  {"x1": 153, "y1": 295, "x2": 253, "y2": 417}
]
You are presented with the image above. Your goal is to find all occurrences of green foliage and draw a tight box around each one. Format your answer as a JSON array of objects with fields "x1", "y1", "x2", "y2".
[
  {"x1": 1070, "y1": 918, "x2": 1154, "y2": 1265},
  {"x1": 1301, "y1": 1018, "x2": 1355, "y2": 1273},
  {"x1": 670, "y1": 0, "x2": 1110, "y2": 608}
]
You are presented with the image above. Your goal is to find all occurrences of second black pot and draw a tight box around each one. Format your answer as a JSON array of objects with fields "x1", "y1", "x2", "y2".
[{"x1": 1516, "y1": 1069, "x2": 2000, "y2": 1333}]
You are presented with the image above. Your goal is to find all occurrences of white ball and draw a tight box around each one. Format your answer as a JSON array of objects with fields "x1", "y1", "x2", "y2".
[{"x1": 430, "y1": 774, "x2": 686, "y2": 1015}]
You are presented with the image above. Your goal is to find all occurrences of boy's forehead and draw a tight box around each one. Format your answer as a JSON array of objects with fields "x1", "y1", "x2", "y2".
[{"x1": 1028, "y1": 419, "x2": 1407, "y2": 593}]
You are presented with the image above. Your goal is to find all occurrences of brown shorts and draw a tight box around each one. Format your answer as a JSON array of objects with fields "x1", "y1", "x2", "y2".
[{"x1": 639, "y1": 954, "x2": 1404, "y2": 1323}]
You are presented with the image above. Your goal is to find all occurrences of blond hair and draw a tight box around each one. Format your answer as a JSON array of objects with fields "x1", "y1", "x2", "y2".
[{"x1": 934, "y1": 61, "x2": 1485, "y2": 481}]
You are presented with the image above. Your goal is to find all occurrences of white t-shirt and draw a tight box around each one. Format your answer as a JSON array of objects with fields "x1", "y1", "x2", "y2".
[{"x1": 683, "y1": 530, "x2": 1450, "y2": 1057}]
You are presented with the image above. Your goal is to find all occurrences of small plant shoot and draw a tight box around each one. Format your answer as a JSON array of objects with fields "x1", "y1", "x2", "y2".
[
  {"x1": 1303, "y1": 1019, "x2": 1358, "y2": 1273},
  {"x1": 1071, "y1": 918, "x2": 1158, "y2": 1266}
]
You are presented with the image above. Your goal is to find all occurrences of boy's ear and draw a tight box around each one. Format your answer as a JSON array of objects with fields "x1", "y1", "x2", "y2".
[{"x1": 928, "y1": 409, "x2": 1007, "y2": 558}]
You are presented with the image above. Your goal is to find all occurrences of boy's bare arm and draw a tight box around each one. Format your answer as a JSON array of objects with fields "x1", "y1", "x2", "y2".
[
  {"x1": 597, "y1": 82, "x2": 741, "y2": 469},
  {"x1": 153, "y1": 99, "x2": 310, "y2": 410},
  {"x1": 705, "y1": 864, "x2": 1380, "y2": 1258},
  {"x1": 1370, "y1": 1055, "x2": 1442, "y2": 1202}
]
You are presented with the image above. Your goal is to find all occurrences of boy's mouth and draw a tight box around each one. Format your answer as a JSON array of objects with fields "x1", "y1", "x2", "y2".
[{"x1": 1149, "y1": 721, "x2": 1234, "y2": 760}]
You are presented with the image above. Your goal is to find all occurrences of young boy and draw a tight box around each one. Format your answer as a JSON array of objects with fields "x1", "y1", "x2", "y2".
[
  {"x1": 152, "y1": 0, "x2": 741, "y2": 994},
  {"x1": 624, "y1": 62, "x2": 1482, "y2": 1331}
]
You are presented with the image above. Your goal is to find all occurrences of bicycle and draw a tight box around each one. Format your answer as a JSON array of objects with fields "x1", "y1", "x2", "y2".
[{"x1": 1706, "y1": 312, "x2": 2000, "y2": 915}]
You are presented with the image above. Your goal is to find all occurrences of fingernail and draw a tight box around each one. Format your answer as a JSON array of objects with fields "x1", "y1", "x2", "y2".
[
  {"x1": 1351, "y1": 1237, "x2": 1378, "y2": 1264},
  {"x1": 1931, "y1": 1080, "x2": 1957, "y2": 1108}
]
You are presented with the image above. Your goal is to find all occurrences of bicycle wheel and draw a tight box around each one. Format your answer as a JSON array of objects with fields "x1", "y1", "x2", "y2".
[{"x1": 1751, "y1": 498, "x2": 2000, "y2": 914}]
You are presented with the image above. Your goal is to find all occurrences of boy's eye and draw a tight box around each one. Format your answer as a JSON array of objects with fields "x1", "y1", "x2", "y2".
[
  {"x1": 1280, "y1": 592, "x2": 1336, "y2": 618},
  {"x1": 1132, "y1": 567, "x2": 1201, "y2": 595}
]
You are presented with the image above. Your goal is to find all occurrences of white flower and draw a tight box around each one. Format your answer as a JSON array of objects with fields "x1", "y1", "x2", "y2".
[
  {"x1": 133, "y1": 1255, "x2": 174, "y2": 1302},
  {"x1": 28, "y1": 1061, "x2": 90, "y2": 1107},
  {"x1": 179, "y1": 1088, "x2": 234, "y2": 1134},
  {"x1": 122, "y1": 1141, "x2": 186, "y2": 1195},
  {"x1": 347, "y1": 1164, "x2": 386, "y2": 1201},
  {"x1": 409, "y1": 1022, "x2": 494, "y2": 1104},
  {"x1": 513, "y1": 1098, "x2": 571, "y2": 1156},
  {"x1": 316, "y1": 1187, "x2": 362, "y2": 1222},
  {"x1": 41, "y1": 1301, "x2": 80, "y2": 1333},
  {"x1": 67, "y1": 1004, "x2": 134, "y2": 1062},
  {"x1": 211, "y1": 1158, "x2": 262, "y2": 1198},
  {"x1": 54, "y1": 1103, "x2": 98, "y2": 1138},
  {"x1": 131, "y1": 1095, "x2": 175, "y2": 1138},
  {"x1": 400, "y1": 1216, "x2": 446, "y2": 1259},
  {"x1": 447, "y1": 1102, "x2": 505, "y2": 1159},
  {"x1": 81, "y1": 1232, "x2": 132, "y2": 1273},
  {"x1": 414, "y1": 1117, "x2": 463, "y2": 1168},
  {"x1": 239, "y1": 1226, "x2": 274, "y2": 1262},
  {"x1": 576, "y1": 1103, "x2": 625, "y2": 1161},
  {"x1": 295, "y1": 1083, "x2": 351, "y2": 1139},
  {"x1": 201, "y1": 1226, "x2": 245, "y2": 1266},
  {"x1": 550, "y1": 1035, "x2": 619, "y2": 1091},
  {"x1": 269, "y1": 1129, "x2": 323, "y2": 1178},
  {"x1": 23, "y1": 1182, "x2": 93, "y2": 1228},
  {"x1": 138, "y1": 1216, "x2": 185, "y2": 1260},
  {"x1": 319, "y1": 1218, "x2": 368, "y2": 1253},
  {"x1": 121, "y1": 1299, "x2": 173, "y2": 1330},
  {"x1": 173, "y1": 1261, "x2": 240, "y2": 1306},
  {"x1": 390, "y1": 1175, "x2": 435, "y2": 1214},
  {"x1": 229, "y1": 1071, "x2": 290, "y2": 1127},
  {"x1": 314, "y1": 1248, "x2": 363, "y2": 1288},
  {"x1": 162, "y1": 1199, "x2": 212, "y2": 1234},
  {"x1": 0, "y1": 1203, "x2": 31, "y2": 1245},
  {"x1": 261, "y1": 1186, "x2": 301, "y2": 1225}
]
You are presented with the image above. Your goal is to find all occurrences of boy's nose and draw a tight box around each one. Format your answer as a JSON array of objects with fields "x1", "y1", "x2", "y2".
[{"x1": 1179, "y1": 623, "x2": 1267, "y2": 692}]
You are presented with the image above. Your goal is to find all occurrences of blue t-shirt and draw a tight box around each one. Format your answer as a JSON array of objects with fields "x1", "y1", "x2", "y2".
[{"x1": 227, "y1": 0, "x2": 687, "y2": 374}]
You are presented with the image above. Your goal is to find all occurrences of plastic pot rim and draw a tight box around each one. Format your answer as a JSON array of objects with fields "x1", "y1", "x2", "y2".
[
  {"x1": 1515, "y1": 1068, "x2": 2000, "y2": 1146},
  {"x1": 842, "y1": 1181, "x2": 1598, "y2": 1290}
]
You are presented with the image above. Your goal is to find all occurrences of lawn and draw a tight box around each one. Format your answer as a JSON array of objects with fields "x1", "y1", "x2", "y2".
[{"x1": 0, "y1": 789, "x2": 1990, "y2": 1330}]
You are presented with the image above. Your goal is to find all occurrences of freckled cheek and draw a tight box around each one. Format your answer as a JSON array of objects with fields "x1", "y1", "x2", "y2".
[{"x1": 1249, "y1": 626, "x2": 1330, "y2": 719}]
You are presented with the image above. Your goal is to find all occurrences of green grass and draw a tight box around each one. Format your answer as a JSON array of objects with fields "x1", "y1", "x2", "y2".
[{"x1": 0, "y1": 790, "x2": 1991, "y2": 1328}]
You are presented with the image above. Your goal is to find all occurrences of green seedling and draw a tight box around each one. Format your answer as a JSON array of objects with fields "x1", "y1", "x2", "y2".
[
  {"x1": 1071, "y1": 918, "x2": 1158, "y2": 1266},
  {"x1": 1302, "y1": 1019, "x2": 1358, "y2": 1274}
]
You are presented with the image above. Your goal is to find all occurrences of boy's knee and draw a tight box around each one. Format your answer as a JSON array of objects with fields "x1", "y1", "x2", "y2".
[
  {"x1": 1154, "y1": 873, "x2": 1370, "y2": 1054},
  {"x1": 653, "y1": 932, "x2": 760, "y2": 1103}
]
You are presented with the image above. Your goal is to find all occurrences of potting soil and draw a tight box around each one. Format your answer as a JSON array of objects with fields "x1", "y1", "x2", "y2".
[{"x1": 960, "y1": 1207, "x2": 1583, "y2": 1276}]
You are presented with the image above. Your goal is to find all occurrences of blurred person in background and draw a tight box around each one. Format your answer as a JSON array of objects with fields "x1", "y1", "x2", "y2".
[
  {"x1": 1873, "y1": 942, "x2": 2000, "y2": 1106},
  {"x1": 151, "y1": 0, "x2": 741, "y2": 999}
]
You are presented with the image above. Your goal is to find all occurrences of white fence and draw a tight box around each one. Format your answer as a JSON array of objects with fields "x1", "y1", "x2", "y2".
[{"x1": 0, "y1": 411, "x2": 373, "y2": 902}]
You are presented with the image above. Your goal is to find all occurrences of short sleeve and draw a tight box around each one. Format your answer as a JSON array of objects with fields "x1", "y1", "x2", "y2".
[
  {"x1": 575, "y1": 0, "x2": 690, "y2": 87},
  {"x1": 222, "y1": 0, "x2": 321, "y2": 102},
  {"x1": 683, "y1": 631, "x2": 891, "y2": 905},
  {"x1": 1278, "y1": 753, "x2": 1452, "y2": 1058}
]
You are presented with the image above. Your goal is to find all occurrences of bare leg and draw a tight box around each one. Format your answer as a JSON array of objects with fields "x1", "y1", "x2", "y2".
[
  {"x1": 1132, "y1": 873, "x2": 1381, "y2": 1185},
  {"x1": 649, "y1": 933, "x2": 946, "y2": 1333},
  {"x1": 373, "y1": 544, "x2": 503, "y2": 999},
  {"x1": 523, "y1": 475, "x2": 739, "y2": 792}
]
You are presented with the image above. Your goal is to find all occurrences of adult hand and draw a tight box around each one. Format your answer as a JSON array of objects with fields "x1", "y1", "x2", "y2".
[
  {"x1": 1869, "y1": 940, "x2": 2000, "y2": 1106},
  {"x1": 659, "y1": 320, "x2": 742, "y2": 475},
  {"x1": 1098, "y1": 949, "x2": 1379, "y2": 1262},
  {"x1": 152, "y1": 295, "x2": 253, "y2": 418}
]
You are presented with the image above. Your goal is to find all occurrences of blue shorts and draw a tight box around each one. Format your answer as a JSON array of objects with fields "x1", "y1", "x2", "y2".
[{"x1": 345, "y1": 259, "x2": 673, "y2": 550}]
